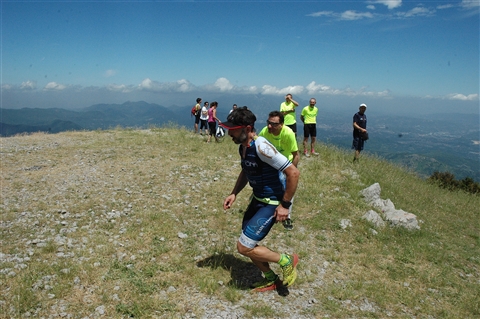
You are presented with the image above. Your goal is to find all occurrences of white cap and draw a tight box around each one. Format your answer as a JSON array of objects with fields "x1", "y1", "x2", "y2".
[{"x1": 360, "y1": 103, "x2": 367, "y2": 108}]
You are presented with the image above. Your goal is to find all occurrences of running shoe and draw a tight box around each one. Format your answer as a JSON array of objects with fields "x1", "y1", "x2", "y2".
[
  {"x1": 311, "y1": 151, "x2": 319, "y2": 156},
  {"x1": 282, "y1": 218, "x2": 294, "y2": 230},
  {"x1": 281, "y1": 254, "x2": 299, "y2": 286},
  {"x1": 304, "y1": 151, "x2": 310, "y2": 157},
  {"x1": 251, "y1": 275, "x2": 279, "y2": 292}
]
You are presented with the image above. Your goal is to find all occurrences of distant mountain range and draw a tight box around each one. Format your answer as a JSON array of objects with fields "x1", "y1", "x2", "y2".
[{"x1": 1, "y1": 101, "x2": 478, "y2": 182}]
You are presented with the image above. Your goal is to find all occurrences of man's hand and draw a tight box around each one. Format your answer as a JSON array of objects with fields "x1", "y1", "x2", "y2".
[
  {"x1": 274, "y1": 205, "x2": 289, "y2": 222},
  {"x1": 223, "y1": 194, "x2": 236, "y2": 210}
]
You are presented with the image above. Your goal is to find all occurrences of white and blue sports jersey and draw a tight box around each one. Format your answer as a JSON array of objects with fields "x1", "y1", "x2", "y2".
[{"x1": 239, "y1": 136, "x2": 291, "y2": 202}]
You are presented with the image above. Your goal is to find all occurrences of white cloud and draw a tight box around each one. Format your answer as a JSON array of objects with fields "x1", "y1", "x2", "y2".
[
  {"x1": 306, "y1": 11, "x2": 334, "y2": 18},
  {"x1": 213, "y1": 77, "x2": 234, "y2": 91},
  {"x1": 138, "y1": 78, "x2": 195, "y2": 93},
  {"x1": 260, "y1": 85, "x2": 304, "y2": 95},
  {"x1": 395, "y1": 6, "x2": 435, "y2": 18},
  {"x1": 461, "y1": 0, "x2": 480, "y2": 8},
  {"x1": 373, "y1": 0, "x2": 402, "y2": 10},
  {"x1": 367, "y1": 5, "x2": 376, "y2": 10},
  {"x1": 341, "y1": 10, "x2": 374, "y2": 20},
  {"x1": 447, "y1": 93, "x2": 479, "y2": 101},
  {"x1": 437, "y1": 4, "x2": 454, "y2": 10},
  {"x1": 44, "y1": 82, "x2": 66, "y2": 90},
  {"x1": 107, "y1": 84, "x2": 134, "y2": 93},
  {"x1": 20, "y1": 80, "x2": 37, "y2": 90},
  {"x1": 104, "y1": 69, "x2": 117, "y2": 78}
]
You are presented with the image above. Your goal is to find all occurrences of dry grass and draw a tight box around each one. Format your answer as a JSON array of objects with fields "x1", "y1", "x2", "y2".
[{"x1": 1, "y1": 127, "x2": 479, "y2": 318}]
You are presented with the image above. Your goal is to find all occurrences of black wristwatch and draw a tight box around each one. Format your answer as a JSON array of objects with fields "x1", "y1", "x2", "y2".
[{"x1": 280, "y1": 200, "x2": 292, "y2": 209}]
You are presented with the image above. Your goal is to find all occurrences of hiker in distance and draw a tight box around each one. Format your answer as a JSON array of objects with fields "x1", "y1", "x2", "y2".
[
  {"x1": 193, "y1": 98, "x2": 202, "y2": 134},
  {"x1": 300, "y1": 98, "x2": 319, "y2": 157},
  {"x1": 220, "y1": 106, "x2": 300, "y2": 292},
  {"x1": 352, "y1": 103, "x2": 368, "y2": 162},
  {"x1": 280, "y1": 93, "x2": 299, "y2": 137}
]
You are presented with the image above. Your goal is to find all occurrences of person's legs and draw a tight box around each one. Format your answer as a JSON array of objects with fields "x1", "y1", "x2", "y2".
[
  {"x1": 352, "y1": 137, "x2": 364, "y2": 162},
  {"x1": 311, "y1": 136, "x2": 319, "y2": 155},
  {"x1": 239, "y1": 200, "x2": 298, "y2": 288},
  {"x1": 303, "y1": 137, "x2": 309, "y2": 156},
  {"x1": 207, "y1": 122, "x2": 215, "y2": 142}
]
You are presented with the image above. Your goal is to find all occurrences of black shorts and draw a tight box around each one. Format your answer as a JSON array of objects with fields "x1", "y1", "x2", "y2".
[
  {"x1": 303, "y1": 124, "x2": 317, "y2": 138},
  {"x1": 194, "y1": 114, "x2": 201, "y2": 124},
  {"x1": 352, "y1": 137, "x2": 365, "y2": 151},
  {"x1": 200, "y1": 119, "x2": 208, "y2": 130},
  {"x1": 286, "y1": 123, "x2": 297, "y2": 134},
  {"x1": 208, "y1": 122, "x2": 216, "y2": 136}
]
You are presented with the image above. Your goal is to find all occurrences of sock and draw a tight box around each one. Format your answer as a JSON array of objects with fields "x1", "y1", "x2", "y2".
[
  {"x1": 264, "y1": 270, "x2": 277, "y2": 281},
  {"x1": 278, "y1": 253, "x2": 291, "y2": 267}
]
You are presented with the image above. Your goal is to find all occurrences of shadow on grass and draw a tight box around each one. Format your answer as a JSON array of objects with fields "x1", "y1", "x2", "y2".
[{"x1": 196, "y1": 252, "x2": 290, "y2": 296}]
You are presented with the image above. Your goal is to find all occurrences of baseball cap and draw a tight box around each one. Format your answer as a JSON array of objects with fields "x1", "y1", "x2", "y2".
[
  {"x1": 360, "y1": 103, "x2": 367, "y2": 108},
  {"x1": 219, "y1": 106, "x2": 256, "y2": 130}
]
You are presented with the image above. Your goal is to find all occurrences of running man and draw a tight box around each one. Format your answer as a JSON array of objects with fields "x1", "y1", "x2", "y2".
[{"x1": 220, "y1": 106, "x2": 300, "y2": 292}]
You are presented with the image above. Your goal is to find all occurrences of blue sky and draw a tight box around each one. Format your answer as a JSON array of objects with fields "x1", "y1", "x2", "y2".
[{"x1": 1, "y1": 0, "x2": 479, "y2": 113}]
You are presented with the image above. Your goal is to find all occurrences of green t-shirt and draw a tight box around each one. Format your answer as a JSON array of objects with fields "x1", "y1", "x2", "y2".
[
  {"x1": 280, "y1": 101, "x2": 297, "y2": 125},
  {"x1": 301, "y1": 106, "x2": 318, "y2": 124},
  {"x1": 258, "y1": 125, "x2": 298, "y2": 162}
]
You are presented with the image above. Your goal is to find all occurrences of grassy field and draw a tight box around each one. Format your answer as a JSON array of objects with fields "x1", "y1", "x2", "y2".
[{"x1": 1, "y1": 126, "x2": 478, "y2": 318}]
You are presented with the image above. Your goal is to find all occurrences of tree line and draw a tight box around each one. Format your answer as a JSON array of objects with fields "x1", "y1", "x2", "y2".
[{"x1": 428, "y1": 171, "x2": 480, "y2": 195}]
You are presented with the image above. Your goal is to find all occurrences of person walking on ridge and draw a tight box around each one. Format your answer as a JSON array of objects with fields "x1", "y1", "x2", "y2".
[
  {"x1": 200, "y1": 101, "x2": 209, "y2": 135},
  {"x1": 280, "y1": 94, "x2": 299, "y2": 137},
  {"x1": 300, "y1": 98, "x2": 319, "y2": 157},
  {"x1": 207, "y1": 101, "x2": 221, "y2": 143},
  {"x1": 193, "y1": 98, "x2": 202, "y2": 134},
  {"x1": 220, "y1": 106, "x2": 300, "y2": 293},
  {"x1": 258, "y1": 110, "x2": 299, "y2": 230},
  {"x1": 352, "y1": 103, "x2": 368, "y2": 162}
]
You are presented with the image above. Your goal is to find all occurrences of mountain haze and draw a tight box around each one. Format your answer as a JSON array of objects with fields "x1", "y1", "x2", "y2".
[{"x1": 0, "y1": 100, "x2": 478, "y2": 182}]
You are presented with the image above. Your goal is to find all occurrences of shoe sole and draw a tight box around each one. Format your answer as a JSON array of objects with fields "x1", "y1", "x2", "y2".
[
  {"x1": 283, "y1": 254, "x2": 299, "y2": 287},
  {"x1": 251, "y1": 279, "x2": 283, "y2": 292}
]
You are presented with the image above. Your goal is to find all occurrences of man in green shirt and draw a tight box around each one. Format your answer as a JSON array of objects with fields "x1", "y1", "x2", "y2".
[
  {"x1": 280, "y1": 94, "x2": 299, "y2": 137},
  {"x1": 259, "y1": 111, "x2": 299, "y2": 230},
  {"x1": 300, "y1": 98, "x2": 319, "y2": 157}
]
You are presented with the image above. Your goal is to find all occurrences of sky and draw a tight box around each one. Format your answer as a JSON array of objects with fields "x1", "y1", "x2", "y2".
[{"x1": 1, "y1": 0, "x2": 479, "y2": 114}]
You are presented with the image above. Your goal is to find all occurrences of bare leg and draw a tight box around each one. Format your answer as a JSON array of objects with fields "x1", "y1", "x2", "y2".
[{"x1": 237, "y1": 242, "x2": 280, "y2": 272}]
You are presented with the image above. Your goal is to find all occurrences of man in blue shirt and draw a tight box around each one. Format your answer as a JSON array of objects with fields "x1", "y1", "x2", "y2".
[
  {"x1": 352, "y1": 103, "x2": 368, "y2": 162},
  {"x1": 220, "y1": 107, "x2": 300, "y2": 293}
]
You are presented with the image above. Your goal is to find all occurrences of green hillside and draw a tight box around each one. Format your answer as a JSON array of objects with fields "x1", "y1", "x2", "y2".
[{"x1": 1, "y1": 127, "x2": 478, "y2": 318}]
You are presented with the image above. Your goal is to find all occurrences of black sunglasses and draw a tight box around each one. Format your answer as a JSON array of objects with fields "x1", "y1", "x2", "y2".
[{"x1": 267, "y1": 120, "x2": 281, "y2": 127}]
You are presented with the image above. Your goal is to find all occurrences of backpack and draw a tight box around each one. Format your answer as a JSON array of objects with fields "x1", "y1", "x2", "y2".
[
  {"x1": 191, "y1": 105, "x2": 198, "y2": 116},
  {"x1": 216, "y1": 126, "x2": 225, "y2": 138}
]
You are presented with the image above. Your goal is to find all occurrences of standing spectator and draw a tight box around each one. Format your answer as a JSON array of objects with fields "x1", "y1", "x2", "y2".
[
  {"x1": 199, "y1": 101, "x2": 209, "y2": 135},
  {"x1": 280, "y1": 94, "x2": 299, "y2": 136},
  {"x1": 352, "y1": 103, "x2": 368, "y2": 162},
  {"x1": 194, "y1": 98, "x2": 202, "y2": 134},
  {"x1": 207, "y1": 101, "x2": 221, "y2": 143},
  {"x1": 300, "y1": 98, "x2": 319, "y2": 157},
  {"x1": 220, "y1": 106, "x2": 300, "y2": 292},
  {"x1": 229, "y1": 104, "x2": 238, "y2": 114},
  {"x1": 258, "y1": 110, "x2": 299, "y2": 230}
]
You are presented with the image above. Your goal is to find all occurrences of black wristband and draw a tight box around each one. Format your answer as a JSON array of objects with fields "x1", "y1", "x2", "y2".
[{"x1": 280, "y1": 200, "x2": 292, "y2": 209}]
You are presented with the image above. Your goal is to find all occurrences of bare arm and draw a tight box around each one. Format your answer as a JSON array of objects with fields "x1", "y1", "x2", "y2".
[
  {"x1": 273, "y1": 164, "x2": 300, "y2": 222},
  {"x1": 282, "y1": 164, "x2": 300, "y2": 202},
  {"x1": 291, "y1": 151, "x2": 300, "y2": 167},
  {"x1": 223, "y1": 170, "x2": 248, "y2": 209},
  {"x1": 353, "y1": 122, "x2": 367, "y2": 132}
]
